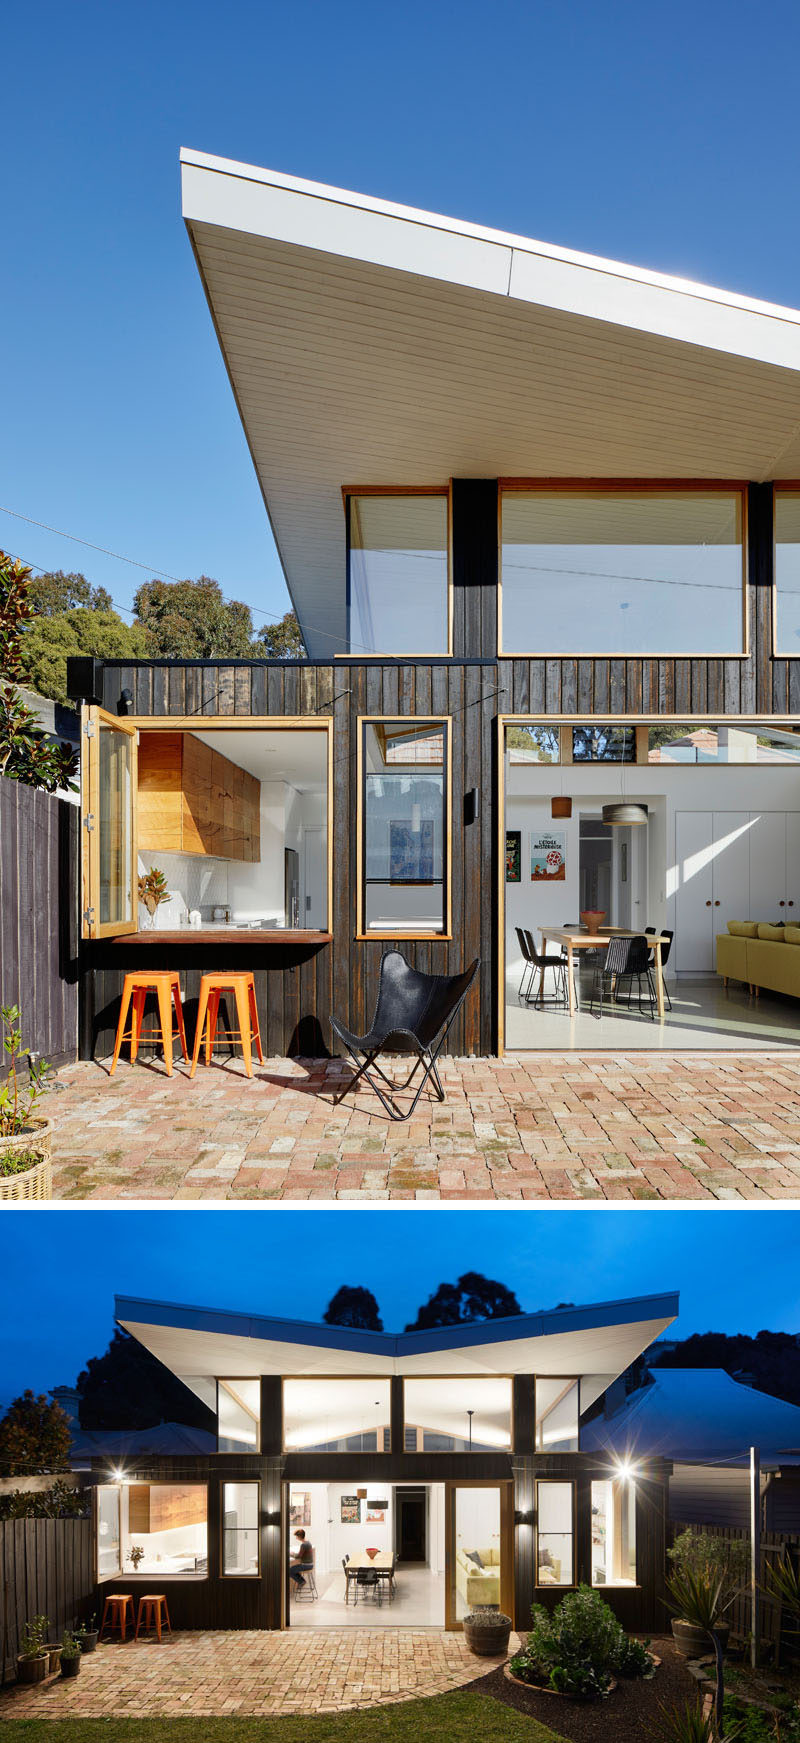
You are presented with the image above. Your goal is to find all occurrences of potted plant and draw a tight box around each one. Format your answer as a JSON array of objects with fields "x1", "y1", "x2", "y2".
[
  {"x1": 76, "y1": 1613, "x2": 98, "y2": 1653},
  {"x1": 138, "y1": 867, "x2": 171, "y2": 928},
  {"x1": 59, "y1": 1631, "x2": 82, "y2": 1678},
  {"x1": 16, "y1": 1614, "x2": 50, "y2": 1684},
  {"x1": 128, "y1": 1544, "x2": 145, "y2": 1571},
  {"x1": 667, "y1": 1531, "x2": 748, "y2": 1659},
  {"x1": 0, "y1": 1006, "x2": 53, "y2": 1201},
  {"x1": 463, "y1": 1607, "x2": 513, "y2": 1657},
  {"x1": 665, "y1": 1568, "x2": 737, "y2": 1739}
]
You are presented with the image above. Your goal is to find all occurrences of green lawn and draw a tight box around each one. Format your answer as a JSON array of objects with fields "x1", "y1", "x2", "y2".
[{"x1": 0, "y1": 1691, "x2": 564, "y2": 1743}]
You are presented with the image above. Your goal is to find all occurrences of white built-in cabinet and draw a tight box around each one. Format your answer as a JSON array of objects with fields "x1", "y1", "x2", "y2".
[{"x1": 675, "y1": 810, "x2": 800, "y2": 973}]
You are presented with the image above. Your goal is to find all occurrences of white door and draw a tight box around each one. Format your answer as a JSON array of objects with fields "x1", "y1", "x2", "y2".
[
  {"x1": 303, "y1": 827, "x2": 326, "y2": 929},
  {"x1": 675, "y1": 812, "x2": 715, "y2": 972},
  {"x1": 711, "y1": 812, "x2": 753, "y2": 936},
  {"x1": 785, "y1": 815, "x2": 800, "y2": 919},
  {"x1": 630, "y1": 822, "x2": 649, "y2": 934},
  {"x1": 748, "y1": 813, "x2": 786, "y2": 922}
]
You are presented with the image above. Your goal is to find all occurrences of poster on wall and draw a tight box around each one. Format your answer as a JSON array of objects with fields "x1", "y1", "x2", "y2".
[
  {"x1": 366, "y1": 1508, "x2": 385, "y2": 1523},
  {"x1": 289, "y1": 1492, "x2": 311, "y2": 1527},
  {"x1": 530, "y1": 830, "x2": 566, "y2": 882},
  {"x1": 505, "y1": 830, "x2": 521, "y2": 883},
  {"x1": 341, "y1": 1495, "x2": 361, "y2": 1524}
]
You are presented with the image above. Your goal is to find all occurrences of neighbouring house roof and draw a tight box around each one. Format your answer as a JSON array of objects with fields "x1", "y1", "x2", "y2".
[
  {"x1": 582, "y1": 1368, "x2": 800, "y2": 1469},
  {"x1": 116, "y1": 1290, "x2": 678, "y2": 1417},
  {"x1": 180, "y1": 148, "x2": 800, "y2": 657},
  {"x1": 69, "y1": 1421, "x2": 216, "y2": 1469}
]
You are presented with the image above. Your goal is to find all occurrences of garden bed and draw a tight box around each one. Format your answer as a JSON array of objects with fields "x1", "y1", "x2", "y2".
[{"x1": 473, "y1": 1636, "x2": 697, "y2": 1742}]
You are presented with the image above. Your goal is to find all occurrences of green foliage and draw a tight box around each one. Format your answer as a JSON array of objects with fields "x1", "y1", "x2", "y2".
[
  {"x1": 256, "y1": 610, "x2": 305, "y2": 658},
  {"x1": 765, "y1": 1555, "x2": 800, "y2": 1624},
  {"x1": 0, "y1": 552, "x2": 79, "y2": 787},
  {"x1": 669, "y1": 1531, "x2": 749, "y2": 1606},
  {"x1": 0, "y1": 1480, "x2": 89, "y2": 1520},
  {"x1": 28, "y1": 570, "x2": 113, "y2": 616},
  {"x1": 21, "y1": 607, "x2": 151, "y2": 704},
  {"x1": 404, "y1": 1271, "x2": 521, "y2": 1331},
  {"x1": 0, "y1": 1004, "x2": 52, "y2": 1141},
  {"x1": 60, "y1": 1630, "x2": 81, "y2": 1660},
  {"x1": 724, "y1": 1696, "x2": 800, "y2": 1741},
  {"x1": 648, "y1": 1698, "x2": 736, "y2": 1742},
  {"x1": 18, "y1": 1615, "x2": 49, "y2": 1659},
  {"x1": 323, "y1": 1286, "x2": 383, "y2": 1331},
  {"x1": 511, "y1": 1584, "x2": 650, "y2": 1699},
  {"x1": 0, "y1": 1390, "x2": 72, "y2": 1478},
  {"x1": 133, "y1": 576, "x2": 254, "y2": 658}
]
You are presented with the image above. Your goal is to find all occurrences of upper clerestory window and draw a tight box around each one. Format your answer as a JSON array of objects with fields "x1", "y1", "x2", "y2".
[
  {"x1": 500, "y1": 485, "x2": 746, "y2": 657},
  {"x1": 347, "y1": 491, "x2": 450, "y2": 655}
]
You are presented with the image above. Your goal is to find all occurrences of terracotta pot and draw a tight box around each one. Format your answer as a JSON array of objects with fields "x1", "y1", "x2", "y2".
[
  {"x1": 0, "y1": 1117, "x2": 53, "y2": 1201},
  {"x1": 464, "y1": 1612, "x2": 512, "y2": 1657},
  {"x1": 671, "y1": 1618, "x2": 729, "y2": 1658},
  {"x1": 17, "y1": 1655, "x2": 49, "y2": 1684}
]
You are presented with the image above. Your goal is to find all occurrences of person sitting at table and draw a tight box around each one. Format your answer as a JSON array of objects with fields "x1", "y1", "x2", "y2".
[{"x1": 289, "y1": 1528, "x2": 314, "y2": 1590}]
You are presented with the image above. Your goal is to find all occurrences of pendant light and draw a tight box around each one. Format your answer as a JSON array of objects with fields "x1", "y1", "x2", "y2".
[
  {"x1": 601, "y1": 727, "x2": 648, "y2": 827},
  {"x1": 551, "y1": 730, "x2": 572, "y2": 820}
]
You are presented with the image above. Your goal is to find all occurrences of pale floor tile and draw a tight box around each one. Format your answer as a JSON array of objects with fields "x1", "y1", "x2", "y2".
[{"x1": 506, "y1": 971, "x2": 800, "y2": 1052}]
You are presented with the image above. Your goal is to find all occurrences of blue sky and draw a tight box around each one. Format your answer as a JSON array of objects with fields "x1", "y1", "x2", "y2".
[
  {"x1": 3, "y1": 0, "x2": 800, "y2": 627},
  {"x1": 0, "y1": 1208, "x2": 797, "y2": 1410}
]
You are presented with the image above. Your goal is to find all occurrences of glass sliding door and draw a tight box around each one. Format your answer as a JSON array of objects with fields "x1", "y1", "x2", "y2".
[{"x1": 445, "y1": 1483, "x2": 512, "y2": 1627}]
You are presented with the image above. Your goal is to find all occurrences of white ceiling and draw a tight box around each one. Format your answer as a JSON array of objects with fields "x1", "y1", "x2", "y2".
[
  {"x1": 191, "y1": 727, "x2": 326, "y2": 789},
  {"x1": 182, "y1": 151, "x2": 800, "y2": 658}
]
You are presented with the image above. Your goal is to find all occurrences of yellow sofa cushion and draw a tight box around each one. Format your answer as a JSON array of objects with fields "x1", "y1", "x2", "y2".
[
  {"x1": 749, "y1": 939, "x2": 800, "y2": 998},
  {"x1": 727, "y1": 920, "x2": 757, "y2": 937},
  {"x1": 757, "y1": 923, "x2": 785, "y2": 941},
  {"x1": 785, "y1": 925, "x2": 800, "y2": 945}
]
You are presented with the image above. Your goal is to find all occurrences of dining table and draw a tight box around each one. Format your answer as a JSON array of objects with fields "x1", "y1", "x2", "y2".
[
  {"x1": 538, "y1": 925, "x2": 670, "y2": 1021},
  {"x1": 345, "y1": 1550, "x2": 394, "y2": 1603}
]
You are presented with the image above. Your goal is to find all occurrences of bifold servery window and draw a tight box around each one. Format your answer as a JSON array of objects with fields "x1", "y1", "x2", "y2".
[
  {"x1": 500, "y1": 485, "x2": 746, "y2": 657},
  {"x1": 359, "y1": 718, "x2": 451, "y2": 938},
  {"x1": 96, "y1": 1482, "x2": 208, "y2": 1580},
  {"x1": 346, "y1": 491, "x2": 450, "y2": 655}
]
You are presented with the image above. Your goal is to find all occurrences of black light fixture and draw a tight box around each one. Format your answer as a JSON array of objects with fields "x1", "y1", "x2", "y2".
[
  {"x1": 464, "y1": 787, "x2": 480, "y2": 825},
  {"x1": 467, "y1": 1408, "x2": 474, "y2": 1451},
  {"x1": 119, "y1": 687, "x2": 134, "y2": 715},
  {"x1": 602, "y1": 729, "x2": 647, "y2": 826}
]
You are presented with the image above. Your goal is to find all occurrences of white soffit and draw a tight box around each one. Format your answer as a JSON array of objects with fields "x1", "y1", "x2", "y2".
[{"x1": 181, "y1": 149, "x2": 800, "y2": 658}]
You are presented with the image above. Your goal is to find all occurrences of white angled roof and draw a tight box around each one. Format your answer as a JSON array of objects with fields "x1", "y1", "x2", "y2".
[{"x1": 181, "y1": 149, "x2": 800, "y2": 657}]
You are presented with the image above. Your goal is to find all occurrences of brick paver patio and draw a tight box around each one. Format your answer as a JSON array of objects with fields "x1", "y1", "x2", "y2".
[
  {"x1": 43, "y1": 1050, "x2": 800, "y2": 1199},
  {"x1": 0, "y1": 1628, "x2": 512, "y2": 1718}
]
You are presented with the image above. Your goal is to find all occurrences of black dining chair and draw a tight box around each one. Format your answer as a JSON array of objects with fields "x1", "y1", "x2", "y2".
[
  {"x1": 331, "y1": 951, "x2": 480, "y2": 1121},
  {"x1": 589, "y1": 934, "x2": 655, "y2": 1019},
  {"x1": 515, "y1": 927, "x2": 536, "y2": 1003},
  {"x1": 645, "y1": 926, "x2": 674, "y2": 1011},
  {"x1": 523, "y1": 929, "x2": 568, "y2": 1008},
  {"x1": 342, "y1": 1555, "x2": 358, "y2": 1604}
]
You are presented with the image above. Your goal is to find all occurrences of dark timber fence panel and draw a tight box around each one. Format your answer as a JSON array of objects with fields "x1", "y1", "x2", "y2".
[
  {"x1": 670, "y1": 1521, "x2": 800, "y2": 1660},
  {"x1": 0, "y1": 777, "x2": 78, "y2": 1072},
  {"x1": 0, "y1": 1517, "x2": 93, "y2": 1677}
]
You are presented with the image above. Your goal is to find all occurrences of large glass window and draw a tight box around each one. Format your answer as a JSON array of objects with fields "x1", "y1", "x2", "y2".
[
  {"x1": 222, "y1": 1482, "x2": 260, "y2": 1576},
  {"x1": 97, "y1": 1483, "x2": 208, "y2": 1580},
  {"x1": 775, "y1": 491, "x2": 800, "y2": 653},
  {"x1": 217, "y1": 1379, "x2": 261, "y2": 1452},
  {"x1": 591, "y1": 1477, "x2": 636, "y2": 1586},
  {"x1": 501, "y1": 487, "x2": 745, "y2": 655},
  {"x1": 573, "y1": 725, "x2": 636, "y2": 763},
  {"x1": 452, "y1": 1486, "x2": 503, "y2": 1622},
  {"x1": 283, "y1": 1379, "x2": 391, "y2": 1452},
  {"x1": 536, "y1": 1482, "x2": 574, "y2": 1586},
  {"x1": 348, "y1": 493, "x2": 449, "y2": 655},
  {"x1": 404, "y1": 1378, "x2": 512, "y2": 1452},
  {"x1": 360, "y1": 720, "x2": 449, "y2": 935},
  {"x1": 535, "y1": 1379, "x2": 579, "y2": 1452},
  {"x1": 97, "y1": 1485, "x2": 121, "y2": 1579},
  {"x1": 648, "y1": 721, "x2": 800, "y2": 764}
]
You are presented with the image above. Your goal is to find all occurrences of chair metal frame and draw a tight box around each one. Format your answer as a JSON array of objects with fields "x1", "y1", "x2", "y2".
[
  {"x1": 331, "y1": 952, "x2": 480, "y2": 1122},
  {"x1": 590, "y1": 934, "x2": 656, "y2": 1019},
  {"x1": 523, "y1": 929, "x2": 568, "y2": 1008}
]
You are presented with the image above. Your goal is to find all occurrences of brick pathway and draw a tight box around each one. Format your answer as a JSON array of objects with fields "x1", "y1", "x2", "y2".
[
  {"x1": 0, "y1": 1628, "x2": 512, "y2": 1717},
  {"x1": 41, "y1": 1051, "x2": 800, "y2": 1200}
]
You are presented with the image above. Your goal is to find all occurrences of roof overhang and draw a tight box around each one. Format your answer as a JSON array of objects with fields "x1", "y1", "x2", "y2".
[
  {"x1": 116, "y1": 1290, "x2": 678, "y2": 1412},
  {"x1": 181, "y1": 149, "x2": 800, "y2": 657}
]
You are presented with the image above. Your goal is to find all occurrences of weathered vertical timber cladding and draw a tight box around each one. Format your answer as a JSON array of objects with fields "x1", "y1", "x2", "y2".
[
  {"x1": 0, "y1": 776, "x2": 79, "y2": 1072},
  {"x1": 81, "y1": 479, "x2": 786, "y2": 1061}
]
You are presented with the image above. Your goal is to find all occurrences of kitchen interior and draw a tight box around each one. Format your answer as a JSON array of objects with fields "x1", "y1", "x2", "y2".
[{"x1": 136, "y1": 727, "x2": 328, "y2": 933}]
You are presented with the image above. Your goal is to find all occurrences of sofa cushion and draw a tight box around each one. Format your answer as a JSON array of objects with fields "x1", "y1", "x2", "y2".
[
  {"x1": 727, "y1": 920, "x2": 757, "y2": 937},
  {"x1": 785, "y1": 925, "x2": 800, "y2": 945},
  {"x1": 716, "y1": 933, "x2": 748, "y2": 977},
  {"x1": 466, "y1": 1550, "x2": 484, "y2": 1568},
  {"x1": 757, "y1": 923, "x2": 785, "y2": 941}
]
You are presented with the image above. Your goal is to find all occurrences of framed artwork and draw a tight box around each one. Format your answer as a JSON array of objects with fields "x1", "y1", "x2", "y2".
[
  {"x1": 366, "y1": 1509, "x2": 385, "y2": 1523},
  {"x1": 341, "y1": 1495, "x2": 361, "y2": 1524},
  {"x1": 505, "y1": 830, "x2": 521, "y2": 882},
  {"x1": 530, "y1": 830, "x2": 566, "y2": 882},
  {"x1": 389, "y1": 819, "x2": 434, "y2": 883},
  {"x1": 289, "y1": 1491, "x2": 311, "y2": 1527}
]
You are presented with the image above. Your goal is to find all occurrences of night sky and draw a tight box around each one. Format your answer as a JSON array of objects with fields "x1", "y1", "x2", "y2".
[{"x1": 2, "y1": 1207, "x2": 798, "y2": 1412}]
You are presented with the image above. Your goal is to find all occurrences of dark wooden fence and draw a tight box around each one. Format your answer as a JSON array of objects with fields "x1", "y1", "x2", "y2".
[
  {"x1": 0, "y1": 1517, "x2": 94, "y2": 1678},
  {"x1": 0, "y1": 776, "x2": 79, "y2": 1071},
  {"x1": 671, "y1": 1520, "x2": 800, "y2": 1660}
]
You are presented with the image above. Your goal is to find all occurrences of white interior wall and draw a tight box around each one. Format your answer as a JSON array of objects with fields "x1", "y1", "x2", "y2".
[
  {"x1": 427, "y1": 1484, "x2": 446, "y2": 1574},
  {"x1": 453, "y1": 1486, "x2": 501, "y2": 1554},
  {"x1": 505, "y1": 758, "x2": 800, "y2": 987},
  {"x1": 226, "y1": 780, "x2": 285, "y2": 923}
]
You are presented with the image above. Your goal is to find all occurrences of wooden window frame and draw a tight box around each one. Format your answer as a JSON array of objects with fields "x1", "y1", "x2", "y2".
[
  {"x1": 590, "y1": 1474, "x2": 639, "y2": 1591},
  {"x1": 82, "y1": 716, "x2": 334, "y2": 942},
  {"x1": 81, "y1": 706, "x2": 139, "y2": 940},
  {"x1": 281, "y1": 1375, "x2": 394, "y2": 1455},
  {"x1": 772, "y1": 484, "x2": 800, "y2": 658},
  {"x1": 94, "y1": 1481, "x2": 123, "y2": 1583},
  {"x1": 444, "y1": 1479, "x2": 514, "y2": 1630},
  {"x1": 356, "y1": 714, "x2": 453, "y2": 941},
  {"x1": 534, "y1": 1477, "x2": 577, "y2": 1592},
  {"x1": 401, "y1": 1374, "x2": 514, "y2": 1453},
  {"x1": 220, "y1": 1478, "x2": 262, "y2": 1580},
  {"x1": 217, "y1": 1378, "x2": 261, "y2": 1455},
  {"x1": 534, "y1": 1377, "x2": 580, "y2": 1454},
  {"x1": 342, "y1": 485, "x2": 454, "y2": 659},
  {"x1": 496, "y1": 710, "x2": 800, "y2": 1054},
  {"x1": 497, "y1": 479, "x2": 750, "y2": 660},
  {"x1": 95, "y1": 1480, "x2": 210, "y2": 1583}
]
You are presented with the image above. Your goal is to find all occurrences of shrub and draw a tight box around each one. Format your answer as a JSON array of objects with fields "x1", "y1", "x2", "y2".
[
  {"x1": 510, "y1": 1584, "x2": 651, "y2": 1699},
  {"x1": 669, "y1": 1530, "x2": 749, "y2": 1604}
]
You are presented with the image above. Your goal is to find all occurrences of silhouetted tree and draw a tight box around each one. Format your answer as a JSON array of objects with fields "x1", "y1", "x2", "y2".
[
  {"x1": 323, "y1": 1286, "x2": 383, "y2": 1331},
  {"x1": 77, "y1": 1329, "x2": 215, "y2": 1431},
  {"x1": 652, "y1": 1330, "x2": 800, "y2": 1407},
  {"x1": 405, "y1": 1271, "x2": 522, "y2": 1331},
  {"x1": 0, "y1": 1391, "x2": 72, "y2": 1476}
]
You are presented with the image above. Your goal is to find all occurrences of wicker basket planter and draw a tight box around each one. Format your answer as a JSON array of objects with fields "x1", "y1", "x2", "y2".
[{"x1": 0, "y1": 1118, "x2": 53, "y2": 1201}]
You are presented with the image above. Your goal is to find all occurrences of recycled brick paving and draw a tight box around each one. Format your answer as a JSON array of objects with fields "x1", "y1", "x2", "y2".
[
  {"x1": 0, "y1": 1628, "x2": 511, "y2": 1718},
  {"x1": 44, "y1": 1050, "x2": 800, "y2": 1200}
]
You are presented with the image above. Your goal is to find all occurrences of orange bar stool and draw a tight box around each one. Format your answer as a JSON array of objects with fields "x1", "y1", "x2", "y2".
[
  {"x1": 134, "y1": 1593, "x2": 172, "y2": 1642},
  {"x1": 110, "y1": 972, "x2": 189, "y2": 1077},
  {"x1": 190, "y1": 972, "x2": 264, "y2": 1079},
  {"x1": 100, "y1": 1593, "x2": 135, "y2": 1642}
]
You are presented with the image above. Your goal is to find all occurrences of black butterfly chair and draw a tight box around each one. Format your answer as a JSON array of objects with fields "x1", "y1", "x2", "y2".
[
  {"x1": 330, "y1": 951, "x2": 480, "y2": 1122},
  {"x1": 645, "y1": 926, "x2": 674, "y2": 1011}
]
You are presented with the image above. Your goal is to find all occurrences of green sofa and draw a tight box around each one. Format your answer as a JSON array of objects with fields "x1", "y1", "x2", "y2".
[{"x1": 716, "y1": 922, "x2": 800, "y2": 999}]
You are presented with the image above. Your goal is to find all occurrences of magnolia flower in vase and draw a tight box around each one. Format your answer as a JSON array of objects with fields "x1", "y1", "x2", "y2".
[{"x1": 138, "y1": 867, "x2": 171, "y2": 928}]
